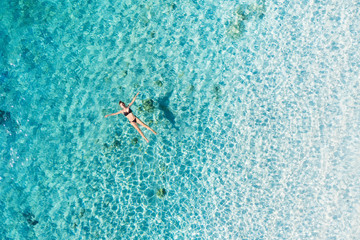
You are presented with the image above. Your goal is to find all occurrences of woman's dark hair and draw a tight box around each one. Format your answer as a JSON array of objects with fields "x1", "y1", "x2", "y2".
[{"x1": 119, "y1": 101, "x2": 125, "y2": 105}]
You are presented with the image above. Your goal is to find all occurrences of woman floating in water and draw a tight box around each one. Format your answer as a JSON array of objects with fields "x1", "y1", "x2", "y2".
[{"x1": 105, "y1": 92, "x2": 157, "y2": 143}]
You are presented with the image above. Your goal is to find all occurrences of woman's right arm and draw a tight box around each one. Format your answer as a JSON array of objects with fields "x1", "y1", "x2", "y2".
[{"x1": 105, "y1": 110, "x2": 123, "y2": 118}]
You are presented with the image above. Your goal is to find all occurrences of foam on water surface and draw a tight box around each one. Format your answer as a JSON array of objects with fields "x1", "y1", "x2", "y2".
[{"x1": 0, "y1": 0, "x2": 359, "y2": 239}]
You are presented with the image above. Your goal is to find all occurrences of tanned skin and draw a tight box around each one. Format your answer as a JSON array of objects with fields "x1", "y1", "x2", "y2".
[{"x1": 105, "y1": 92, "x2": 157, "y2": 143}]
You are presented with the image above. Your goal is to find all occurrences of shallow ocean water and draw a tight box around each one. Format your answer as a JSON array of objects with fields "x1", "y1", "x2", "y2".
[{"x1": 0, "y1": 0, "x2": 359, "y2": 239}]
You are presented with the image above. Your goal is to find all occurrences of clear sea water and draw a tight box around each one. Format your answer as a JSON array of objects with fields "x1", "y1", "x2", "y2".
[{"x1": 1, "y1": 0, "x2": 359, "y2": 239}]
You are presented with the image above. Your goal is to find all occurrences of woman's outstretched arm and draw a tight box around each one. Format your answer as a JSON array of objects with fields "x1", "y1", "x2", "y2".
[
  {"x1": 128, "y1": 92, "x2": 140, "y2": 107},
  {"x1": 105, "y1": 110, "x2": 123, "y2": 118}
]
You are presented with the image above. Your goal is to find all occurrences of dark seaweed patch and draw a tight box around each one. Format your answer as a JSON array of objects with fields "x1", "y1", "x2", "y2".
[
  {"x1": 0, "y1": 110, "x2": 11, "y2": 125},
  {"x1": 23, "y1": 211, "x2": 39, "y2": 226}
]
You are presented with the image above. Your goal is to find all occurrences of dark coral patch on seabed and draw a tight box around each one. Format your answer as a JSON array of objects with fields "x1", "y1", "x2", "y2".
[
  {"x1": 23, "y1": 211, "x2": 39, "y2": 226},
  {"x1": 227, "y1": 2, "x2": 266, "y2": 39},
  {"x1": 156, "y1": 188, "x2": 167, "y2": 198}
]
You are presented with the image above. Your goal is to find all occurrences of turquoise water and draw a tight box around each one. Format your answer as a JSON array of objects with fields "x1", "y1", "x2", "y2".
[{"x1": 1, "y1": 0, "x2": 359, "y2": 239}]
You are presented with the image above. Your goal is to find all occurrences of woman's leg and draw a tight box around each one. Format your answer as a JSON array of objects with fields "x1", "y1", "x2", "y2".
[
  {"x1": 130, "y1": 122, "x2": 149, "y2": 143},
  {"x1": 135, "y1": 118, "x2": 157, "y2": 135}
]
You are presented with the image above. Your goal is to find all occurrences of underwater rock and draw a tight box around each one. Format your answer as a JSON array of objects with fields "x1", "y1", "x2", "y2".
[
  {"x1": 155, "y1": 80, "x2": 163, "y2": 87},
  {"x1": 0, "y1": 109, "x2": 18, "y2": 137},
  {"x1": 156, "y1": 188, "x2": 167, "y2": 198},
  {"x1": 187, "y1": 84, "x2": 194, "y2": 93},
  {"x1": 237, "y1": 2, "x2": 266, "y2": 20},
  {"x1": 236, "y1": 4, "x2": 252, "y2": 21},
  {"x1": 112, "y1": 139, "x2": 121, "y2": 148},
  {"x1": 73, "y1": 222, "x2": 78, "y2": 229},
  {"x1": 0, "y1": 110, "x2": 11, "y2": 125},
  {"x1": 212, "y1": 84, "x2": 222, "y2": 100},
  {"x1": 142, "y1": 99, "x2": 155, "y2": 112},
  {"x1": 248, "y1": 2, "x2": 266, "y2": 19},
  {"x1": 150, "y1": 31, "x2": 156, "y2": 38},
  {"x1": 131, "y1": 137, "x2": 138, "y2": 145},
  {"x1": 119, "y1": 70, "x2": 128, "y2": 78},
  {"x1": 103, "y1": 139, "x2": 122, "y2": 153},
  {"x1": 103, "y1": 143, "x2": 110, "y2": 149},
  {"x1": 227, "y1": 2, "x2": 266, "y2": 39},
  {"x1": 169, "y1": 3, "x2": 177, "y2": 10},
  {"x1": 23, "y1": 211, "x2": 39, "y2": 226},
  {"x1": 227, "y1": 19, "x2": 246, "y2": 39},
  {"x1": 79, "y1": 208, "x2": 85, "y2": 218}
]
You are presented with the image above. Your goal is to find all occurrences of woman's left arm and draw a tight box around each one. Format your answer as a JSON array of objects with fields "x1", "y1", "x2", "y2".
[{"x1": 128, "y1": 92, "x2": 140, "y2": 107}]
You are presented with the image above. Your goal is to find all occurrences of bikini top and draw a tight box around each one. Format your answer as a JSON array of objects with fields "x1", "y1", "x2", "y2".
[{"x1": 123, "y1": 108, "x2": 132, "y2": 116}]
